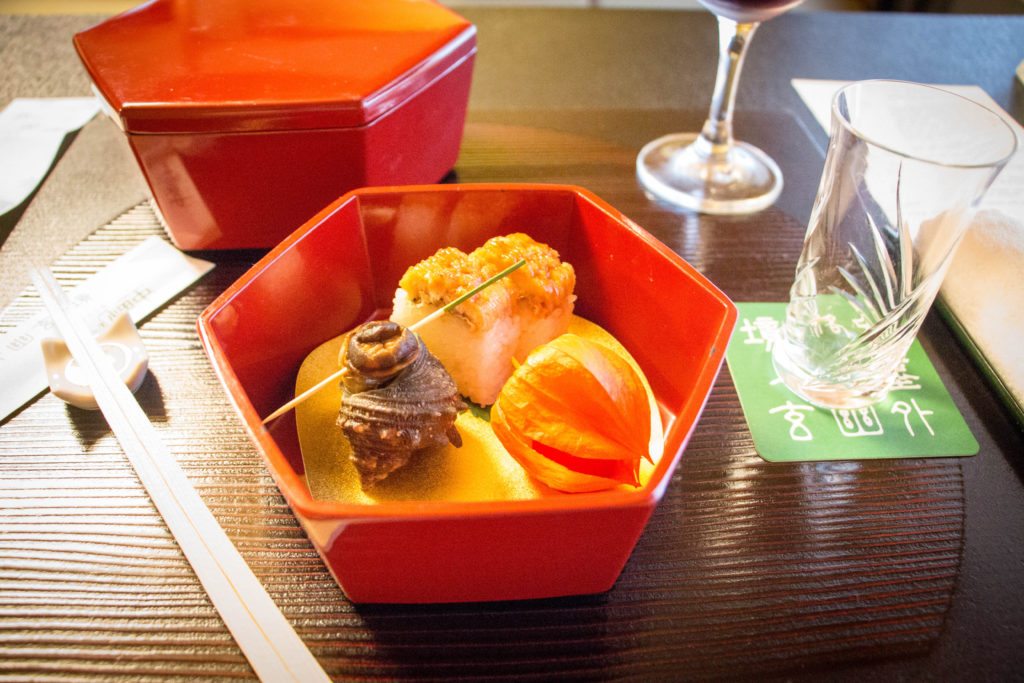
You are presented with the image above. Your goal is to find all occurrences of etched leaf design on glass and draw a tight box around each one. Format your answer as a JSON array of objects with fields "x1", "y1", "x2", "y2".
[{"x1": 820, "y1": 162, "x2": 929, "y2": 383}]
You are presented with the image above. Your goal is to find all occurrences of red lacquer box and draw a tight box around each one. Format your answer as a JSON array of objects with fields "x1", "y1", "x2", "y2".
[
  {"x1": 73, "y1": 0, "x2": 476, "y2": 251},
  {"x1": 198, "y1": 184, "x2": 737, "y2": 604}
]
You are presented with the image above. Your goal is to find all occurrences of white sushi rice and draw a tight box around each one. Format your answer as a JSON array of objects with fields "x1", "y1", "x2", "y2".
[
  {"x1": 391, "y1": 289, "x2": 519, "y2": 406},
  {"x1": 514, "y1": 305, "x2": 573, "y2": 362}
]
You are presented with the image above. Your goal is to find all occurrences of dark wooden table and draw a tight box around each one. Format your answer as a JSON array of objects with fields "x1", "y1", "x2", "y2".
[{"x1": 1, "y1": 8, "x2": 1022, "y2": 681}]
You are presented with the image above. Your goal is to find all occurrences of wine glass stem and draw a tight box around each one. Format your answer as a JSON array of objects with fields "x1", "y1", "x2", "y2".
[{"x1": 700, "y1": 17, "x2": 760, "y2": 155}]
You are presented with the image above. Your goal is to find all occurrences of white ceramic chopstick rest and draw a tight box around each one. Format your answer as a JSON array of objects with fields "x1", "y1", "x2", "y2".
[{"x1": 40, "y1": 312, "x2": 149, "y2": 410}]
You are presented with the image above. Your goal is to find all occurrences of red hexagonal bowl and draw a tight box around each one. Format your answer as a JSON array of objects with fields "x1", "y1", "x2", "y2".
[{"x1": 197, "y1": 184, "x2": 736, "y2": 604}]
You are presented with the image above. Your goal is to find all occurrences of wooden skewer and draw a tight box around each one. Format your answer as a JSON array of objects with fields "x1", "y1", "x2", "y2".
[{"x1": 261, "y1": 258, "x2": 526, "y2": 424}]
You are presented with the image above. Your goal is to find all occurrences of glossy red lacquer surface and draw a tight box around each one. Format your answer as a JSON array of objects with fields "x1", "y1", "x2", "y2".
[
  {"x1": 73, "y1": 0, "x2": 475, "y2": 132},
  {"x1": 197, "y1": 185, "x2": 737, "y2": 603},
  {"x1": 73, "y1": 0, "x2": 476, "y2": 250}
]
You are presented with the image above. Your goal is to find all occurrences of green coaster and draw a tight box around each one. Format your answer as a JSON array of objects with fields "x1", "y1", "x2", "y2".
[{"x1": 726, "y1": 302, "x2": 978, "y2": 462}]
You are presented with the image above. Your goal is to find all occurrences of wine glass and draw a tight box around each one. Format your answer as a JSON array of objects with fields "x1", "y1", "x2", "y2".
[{"x1": 637, "y1": 0, "x2": 804, "y2": 214}]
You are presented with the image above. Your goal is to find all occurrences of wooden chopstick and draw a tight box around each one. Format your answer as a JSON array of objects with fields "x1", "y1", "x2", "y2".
[{"x1": 30, "y1": 268, "x2": 331, "y2": 683}]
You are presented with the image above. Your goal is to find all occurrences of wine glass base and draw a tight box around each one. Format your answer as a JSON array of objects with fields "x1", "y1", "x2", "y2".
[{"x1": 637, "y1": 133, "x2": 783, "y2": 215}]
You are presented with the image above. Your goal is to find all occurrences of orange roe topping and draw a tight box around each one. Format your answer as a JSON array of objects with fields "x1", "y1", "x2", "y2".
[
  {"x1": 397, "y1": 234, "x2": 575, "y2": 328},
  {"x1": 472, "y1": 233, "x2": 575, "y2": 314},
  {"x1": 398, "y1": 247, "x2": 511, "y2": 329}
]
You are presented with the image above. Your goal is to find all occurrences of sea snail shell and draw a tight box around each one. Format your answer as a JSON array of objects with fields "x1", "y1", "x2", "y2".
[{"x1": 337, "y1": 321, "x2": 465, "y2": 489}]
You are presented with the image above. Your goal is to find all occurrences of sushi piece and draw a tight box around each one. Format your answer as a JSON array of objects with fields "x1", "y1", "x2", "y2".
[
  {"x1": 472, "y1": 233, "x2": 576, "y2": 361},
  {"x1": 390, "y1": 246, "x2": 517, "y2": 406},
  {"x1": 390, "y1": 233, "x2": 575, "y2": 406}
]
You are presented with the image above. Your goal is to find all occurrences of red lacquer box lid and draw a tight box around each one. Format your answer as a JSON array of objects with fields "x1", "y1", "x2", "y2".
[{"x1": 73, "y1": 0, "x2": 476, "y2": 134}]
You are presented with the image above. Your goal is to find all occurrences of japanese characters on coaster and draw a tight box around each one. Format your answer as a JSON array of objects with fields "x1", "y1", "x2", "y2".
[{"x1": 725, "y1": 302, "x2": 978, "y2": 463}]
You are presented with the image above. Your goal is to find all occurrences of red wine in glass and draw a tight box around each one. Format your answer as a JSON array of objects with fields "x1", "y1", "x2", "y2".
[{"x1": 699, "y1": 0, "x2": 804, "y2": 23}]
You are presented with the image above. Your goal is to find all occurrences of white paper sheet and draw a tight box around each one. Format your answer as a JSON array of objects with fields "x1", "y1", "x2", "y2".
[
  {"x1": 0, "y1": 237, "x2": 214, "y2": 422},
  {"x1": 792, "y1": 78, "x2": 1024, "y2": 422},
  {"x1": 0, "y1": 97, "x2": 101, "y2": 216}
]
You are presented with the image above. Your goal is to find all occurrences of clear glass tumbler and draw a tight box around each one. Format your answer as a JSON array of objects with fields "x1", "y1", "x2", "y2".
[{"x1": 772, "y1": 80, "x2": 1018, "y2": 409}]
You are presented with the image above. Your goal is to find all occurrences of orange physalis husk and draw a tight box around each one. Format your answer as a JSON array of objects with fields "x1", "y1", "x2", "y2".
[{"x1": 491, "y1": 333, "x2": 652, "y2": 493}]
